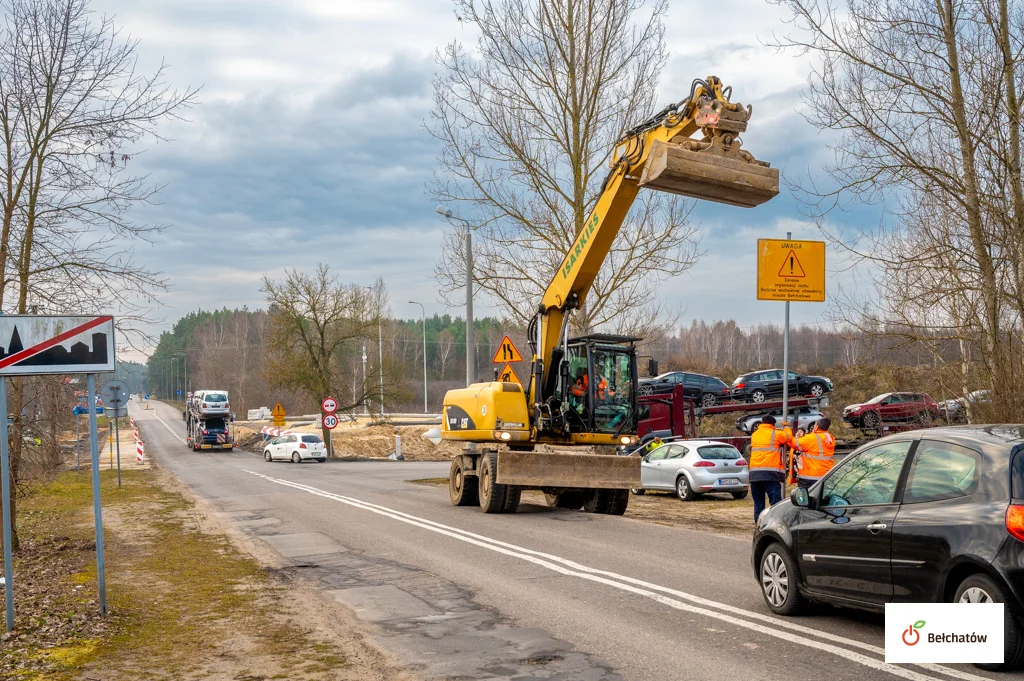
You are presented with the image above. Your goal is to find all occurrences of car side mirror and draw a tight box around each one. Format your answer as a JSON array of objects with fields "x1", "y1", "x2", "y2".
[
  {"x1": 790, "y1": 487, "x2": 810, "y2": 508},
  {"x1": 647, "y1": 358, "x2": 659, "y2": 376}
]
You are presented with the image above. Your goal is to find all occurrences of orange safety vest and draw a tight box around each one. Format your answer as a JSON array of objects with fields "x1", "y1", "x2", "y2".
[
  {"x1": 570, "y1": 375, "x2": 588, "y2": 397},
  {"x1": 749, "y1": 423, "x2": 791, "y2": 474},
  {"x1": 597, "y1": 377, "x2": 613, "y2": 400},
  {"x1": 796, "y1": 429, "x2": 835, "y2": 480}
]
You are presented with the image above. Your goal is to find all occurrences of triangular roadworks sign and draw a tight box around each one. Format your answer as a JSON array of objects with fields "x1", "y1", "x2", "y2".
[
  {"x1": 497, "y1": 363, "x2": 523, "y2": 386},
  {"x1": 491, "y1": 335, "x2": 523, "y2": 363}
]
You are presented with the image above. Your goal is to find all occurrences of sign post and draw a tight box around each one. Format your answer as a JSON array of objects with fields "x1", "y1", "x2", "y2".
[
  {"x1": 321, "y1": 397, "x2": 338, "y2": 458},
  {"x1": 101, "y1": 381, "x2": 127, "y2": 489},
  {"x1": 757, "y1": 238, "x2": 825, "y2": 490},
  {"x1": 0, "y1": 315, "x2": 115, "y2": 629},
  {"x1": 1, "y1": 376, "x2": 12, "y2": 631}
]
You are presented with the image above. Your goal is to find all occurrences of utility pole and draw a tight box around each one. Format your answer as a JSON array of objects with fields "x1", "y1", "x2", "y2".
[
  {"x1": 362, "y1": 338, "x2": 368, "y2": 416},
  {"x1": 436, "y1": 206, "x2": 475, "y2": 386},
  {"x1": 410, "y1": 301, "x2": 428, "y2": 412}
]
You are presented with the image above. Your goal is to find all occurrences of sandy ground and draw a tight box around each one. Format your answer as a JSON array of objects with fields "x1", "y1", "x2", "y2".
[{"x1": 235, "y1": 419, "x2": 458, "y2": 461}]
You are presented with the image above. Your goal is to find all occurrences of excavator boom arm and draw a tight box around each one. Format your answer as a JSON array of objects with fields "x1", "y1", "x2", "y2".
[{"x1": 530, "y1": 76, "x2": 779, "y2": 399}]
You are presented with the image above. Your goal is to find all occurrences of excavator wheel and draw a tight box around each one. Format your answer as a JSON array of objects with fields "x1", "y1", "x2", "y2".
[
  {"x1": 583, "y1": 489, "x2": 629, "y2": 515},
  {"x1": 544, "y1": 491, "x2": 586, "y2": 510},
  {"x1": 605, "y1": 489, "x2": 629, "y2": 516},
  {"x1": 502, "y1": 485, "x2": 522, "y2": 513},
  {"x1": 449, "y1": 458, "x2": 479, "y2": 507},
  {"x1": 478, "y1": 451, "x2": 510, "y2": 513}
]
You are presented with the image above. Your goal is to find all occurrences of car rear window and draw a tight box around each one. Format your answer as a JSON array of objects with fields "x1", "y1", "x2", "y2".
[
  {"x1": 903, "y1": 440, "x2": 981, "y2": 503},
  {"x1": 697, "y1": 445, "x2": 740, "y2": 460},
  {"x1": 204, "y1": 393, "x2": 227, "y2": 403},
  {"x1": 1013, "y1": 449, "x2": 1024, "y2": 500},
  {"x1": 301, "y1": 435, "x2": 322, "y2": 444}
]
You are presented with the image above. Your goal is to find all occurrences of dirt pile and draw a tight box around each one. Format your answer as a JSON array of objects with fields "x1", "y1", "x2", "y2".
[{"x1": 234, "y1": 421, "x2": 458, "y2": 461}]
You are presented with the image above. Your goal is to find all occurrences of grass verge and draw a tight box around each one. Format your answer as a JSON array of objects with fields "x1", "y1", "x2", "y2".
[{"x1": 1, "y1": 469, "x2": 378, "y2": 681}]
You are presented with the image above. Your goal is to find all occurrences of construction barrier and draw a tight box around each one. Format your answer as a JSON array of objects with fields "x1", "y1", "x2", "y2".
[{"x1": 136, "y1": 440, "x2": 144, "y2": 464}]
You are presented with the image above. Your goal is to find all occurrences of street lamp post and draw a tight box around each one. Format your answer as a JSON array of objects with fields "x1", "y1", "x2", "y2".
[
  {"x1": 174, "y1": 353, "x2": 187, "y2": 398},
  {"x1": 409, "y1": 301, "x2": 428, "y2": 413},
  {"x1": 365, "y1": 287, "x2": 385, "y2": 414},
  {"x1": 436, "y1": 205, "x2": 475, "y2": 387}
]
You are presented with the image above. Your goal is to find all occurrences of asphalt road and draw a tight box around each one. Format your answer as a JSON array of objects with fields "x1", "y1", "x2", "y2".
[{"x1": 130, "y1": 399, "x2": 1005, "y2": 681}]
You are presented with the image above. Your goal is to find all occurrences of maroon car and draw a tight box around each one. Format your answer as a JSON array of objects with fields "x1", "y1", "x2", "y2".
[{"x1": 843, "y1": 392, "x2": 939, "y2": 430}]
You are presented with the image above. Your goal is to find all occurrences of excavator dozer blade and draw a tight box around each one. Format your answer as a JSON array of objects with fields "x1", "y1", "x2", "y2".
[
  {"x1": 497, "y1": 450, "x2": 641, "y2": 489},
  {"x1": 638, "y1": 139, "x2": 779, "y2": 208}
]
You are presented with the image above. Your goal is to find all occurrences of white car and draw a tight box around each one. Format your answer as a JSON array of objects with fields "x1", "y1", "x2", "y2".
[
  {"x1": 633, "y1": 439, "x2": 748, "y2": 501},
  {"x1": 193, "y1": 390, "x2": 230, "y2": 416},
  {"x1": 263, "y1": 433, "x2": 327, "y2": 463}
]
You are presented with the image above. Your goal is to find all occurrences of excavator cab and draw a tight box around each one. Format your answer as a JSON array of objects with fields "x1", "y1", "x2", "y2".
[{"x1": 551, "y1": 334, "x2": 639, "y2": 440}]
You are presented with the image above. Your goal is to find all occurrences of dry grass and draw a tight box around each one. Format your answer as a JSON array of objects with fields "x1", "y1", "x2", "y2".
[{"x1": 2, "y1": 469, "x2": 399, "y2": 681}]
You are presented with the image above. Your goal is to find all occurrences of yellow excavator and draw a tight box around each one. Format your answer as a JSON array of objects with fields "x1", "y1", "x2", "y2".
[{"x1": 442, "y1": 76, "x2": 779, "y2": 514}]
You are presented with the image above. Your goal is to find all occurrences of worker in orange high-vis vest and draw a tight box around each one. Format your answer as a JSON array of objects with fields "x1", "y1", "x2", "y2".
[
  {"x1": 793, "y1": 417, "x2": 836, "y2": 489},
  {"x1": 748, "y1": 414, "x2": 794, "y2": 524}
]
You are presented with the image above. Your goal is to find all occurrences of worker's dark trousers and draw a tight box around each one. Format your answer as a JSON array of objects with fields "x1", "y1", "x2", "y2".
[
  {"x1": 797, "y1": 477, "x2": 818, "y2": 489},
  {"x1": 751, "y1": 480, "x2": 782, "y2": 523}
]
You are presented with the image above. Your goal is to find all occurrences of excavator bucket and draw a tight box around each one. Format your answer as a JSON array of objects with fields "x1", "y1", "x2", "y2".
[{"x1": 638, "y1": 139, "x2": 779, "y2": 208}]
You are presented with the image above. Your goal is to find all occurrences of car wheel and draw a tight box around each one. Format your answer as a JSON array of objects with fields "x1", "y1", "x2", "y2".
[
  {"x1": 759, "y1": 543, "x2": 805, "y2": 615},
  {"x1": 676, "y1": 475, "x2": 696, "y2": 501},
  {"x1": 630, "y1": 487, "x2": 646, "y2": 495},
  {"x1": 862, "y1": 411, "x2": 880, "y2": 430},
  {"x1": 701, "y1": 392, "x2": 716, "y2": 408},
  {"x1": 318, "y1": 458, "x2": 326, "y2": 463},
  {"x1": 751, "y1": 389, "x2": 766, "y2": 403},
  {"x1": 731, "y1": 490, "x2": 748, "y2": 500},
  {"x1": 264, "y1": 450, "x2": 272, "y2": 462},
  {"x1": 639, "y1": 385, "x2": 653, "y2": 396},
  {"x1": 809, "y1": 383, "x2": 825, "y2": 398},
  {"x1": 291, "y1": 452, "x2": 300, "y2": 464},
  {"x1": 955, "y1": 573, "x2": 1024, "y2": 670}
]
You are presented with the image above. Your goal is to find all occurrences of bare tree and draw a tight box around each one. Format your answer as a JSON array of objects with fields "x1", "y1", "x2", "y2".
[
  {"x1": 771, "y1": 0, "x2": 1024, "y2": 418},
  {"x1": 262, "y1": 266, "x2": 410, "y2": 444},
  {"x1": 436, "y1": 329, "x2": 455, "y2": 379},
  {"x1": 429, "y1": 0, "x2": 701, "y2": 334},
  {"x1": 0, "y1": 0, "x2": 195, "y2": 550}
]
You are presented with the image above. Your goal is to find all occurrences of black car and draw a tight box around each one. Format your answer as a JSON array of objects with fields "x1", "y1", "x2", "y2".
[
  {"x1": 730, "y1": 369, "x2": 832, "y2": 403},
  {"x1": 638, "y1": 371, "x2": 730, "y2": 407},
  {"x1": 752, "y1": 426, "x2": 1024, "y2": 670}
]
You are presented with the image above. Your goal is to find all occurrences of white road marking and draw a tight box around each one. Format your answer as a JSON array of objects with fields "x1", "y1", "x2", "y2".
[
  {"x1": 244, "y1": 470, "x2": 988, "y2": 681},
  {"x1": 129, "y1": 402, "x2": 187, "y2": 444}
]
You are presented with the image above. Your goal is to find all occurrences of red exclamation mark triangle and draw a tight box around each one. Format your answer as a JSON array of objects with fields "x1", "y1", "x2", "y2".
[{"x1": 778, "y1": 250, "x2": 806, "y2": 278}]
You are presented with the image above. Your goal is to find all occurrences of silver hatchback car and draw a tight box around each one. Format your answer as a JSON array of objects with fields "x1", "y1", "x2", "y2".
[{"x1": 632, "y1": 439, "x2": 749, "y2": 501}]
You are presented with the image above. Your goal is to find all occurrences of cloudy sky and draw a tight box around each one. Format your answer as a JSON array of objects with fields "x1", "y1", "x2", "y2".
[{"x1": 87, "y1": 0, "x2": 875, "y2": 360}]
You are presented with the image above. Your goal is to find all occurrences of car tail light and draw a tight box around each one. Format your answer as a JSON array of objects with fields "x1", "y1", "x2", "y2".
[
  {"x1": 299, "y1": 442, "x2": 307, "y2": 449},
  {"x1": 693, "y1": 460, "x2": 715, "y2": 467},
  {"x1": 1006, "y1": 504, "x2": 1024, "y2": 543},
  {"x1": 734, "y1": 383, "x2": 745, "y2": 390},
  {"x1": 202, "y1": 402, "x2": 208, "y2": 408},
  {"x1": 736, "y1": 459, "x2": 747, "y2": 466},
  {"x1": 225, "y1": 403, "x2": 229, "y2": 409},
  {"x1": 202, "y1": 429, "x2": 208, "y2": 435}
]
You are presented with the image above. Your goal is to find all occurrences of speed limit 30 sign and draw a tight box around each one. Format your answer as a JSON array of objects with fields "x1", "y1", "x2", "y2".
[
  {"x1": 321, "y1": 396, "x2": 338, "y2": 414},
  {"x1": 323, "y1": 413, "x2": 339, "y2": 430}
]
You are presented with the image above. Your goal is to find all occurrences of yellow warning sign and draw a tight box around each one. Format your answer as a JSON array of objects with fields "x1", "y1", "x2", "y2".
[
  {"x1": 757, "y1": 239, "x2": 825, "y2": 302},
  {"x1": 497, "y1": 362, "x2": 523, "y2": 386},
  {"x1": 491, "y1": 335, "x2": 523, "y2": 364},
  {"x1": 272, "y1": 402, "x2": 286, "y2": 427}
]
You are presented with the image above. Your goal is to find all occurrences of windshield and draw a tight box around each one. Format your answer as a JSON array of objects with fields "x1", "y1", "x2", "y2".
[
  {"x1": 204, "y1": 393, "x2": 227, "y2": 403},
  {"x1": 301, "y1": 435, "x2": 322, "y2": 443},
  {"x1": 697, "y1": 445, "x2": 741, "y2": 460},
  {"x1": 866, "y1": 393, "x2": 891, "y2": 404},
  {"x1": 591, "y1": 347, "x2": 635, "y2": 434}
]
